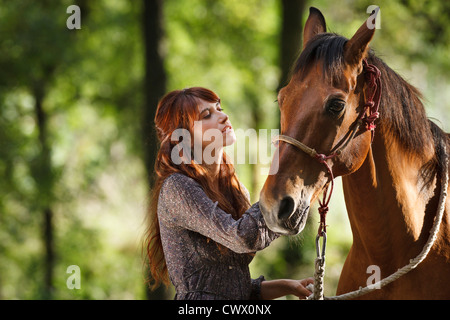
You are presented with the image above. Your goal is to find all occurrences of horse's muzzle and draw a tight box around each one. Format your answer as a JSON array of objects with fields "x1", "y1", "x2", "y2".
[{"x1": 260, "y1": 195, "x2": 310, "y2": 235}]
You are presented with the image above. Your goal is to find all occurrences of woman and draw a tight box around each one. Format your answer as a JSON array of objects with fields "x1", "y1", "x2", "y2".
[{"x1": 145, "y1": 87, "x2": 313, "y2": 300}]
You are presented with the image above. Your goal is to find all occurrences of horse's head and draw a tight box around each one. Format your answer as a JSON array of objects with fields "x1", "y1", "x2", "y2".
[{"x1": 260, "y1": 7, "x2": 378, "y2": 235}]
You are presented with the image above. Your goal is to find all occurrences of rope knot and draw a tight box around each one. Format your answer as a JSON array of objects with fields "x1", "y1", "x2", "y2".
[
  {"x1": 315, "y1": 153, "x2": 327, "y2": 163},
  {"x1": 318, "y1": 205, "x2": 328, "y2": 215},
  {"x1": 318, "y1": 204, "x2": 328, "y2": 234},
  {"x1": 364, "y1": 101, "x2": 375, "y2": 109},
  {"x1": 366, "y1": 111, "x2": 380, "y2": 121},
  {"x1": 363, "y1": 111, "x2": 380, "y2": 132}
]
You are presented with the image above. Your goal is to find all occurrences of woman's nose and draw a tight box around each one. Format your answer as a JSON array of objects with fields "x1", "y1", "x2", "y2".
[{"x1": 220, "y1": 112, "x2": 229, "y2": 123}]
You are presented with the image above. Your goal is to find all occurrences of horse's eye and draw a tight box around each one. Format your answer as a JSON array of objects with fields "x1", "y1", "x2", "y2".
[{"x1": 326, "y1": 99, "x2": 346, "y2": 116}]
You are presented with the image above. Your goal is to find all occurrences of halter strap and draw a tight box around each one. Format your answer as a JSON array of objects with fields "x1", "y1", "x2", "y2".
[{"x1": 274, "y1": 135, "x2": 319, "y2": 158}]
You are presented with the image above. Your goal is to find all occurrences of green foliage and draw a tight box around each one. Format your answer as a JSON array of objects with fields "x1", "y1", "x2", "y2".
[{"x1": 0, "y1": 0, "x2": 146, "y2": 299}]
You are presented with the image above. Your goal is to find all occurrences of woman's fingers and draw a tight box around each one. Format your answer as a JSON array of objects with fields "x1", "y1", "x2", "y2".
[{"x1": 291, "y1": 278, "x2": 314, "y2": 299}]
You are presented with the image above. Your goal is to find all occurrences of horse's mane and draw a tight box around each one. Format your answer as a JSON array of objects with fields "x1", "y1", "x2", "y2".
[{"x1": 293, "y1": 33, "x2": 448, "y2": 170}]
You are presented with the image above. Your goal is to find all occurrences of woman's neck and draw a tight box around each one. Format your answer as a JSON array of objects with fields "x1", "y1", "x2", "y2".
[
  {"x1": 203, "y1": 163, "x2": 220, "y2": 177},
  {"x1": 201, "y1": 148, "x2": 224, "y2": 178}
]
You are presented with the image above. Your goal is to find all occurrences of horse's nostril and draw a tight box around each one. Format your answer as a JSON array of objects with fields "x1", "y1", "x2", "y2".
[{"x1": 278, "y1": 196, "x2": 295, "y2": 221}]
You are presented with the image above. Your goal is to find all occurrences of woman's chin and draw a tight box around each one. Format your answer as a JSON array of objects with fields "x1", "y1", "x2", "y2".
[{"x1": 224, "y1": 131, "x2": 236, "y2": 147}]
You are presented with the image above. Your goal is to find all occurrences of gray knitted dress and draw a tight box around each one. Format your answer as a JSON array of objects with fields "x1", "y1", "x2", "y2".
[{"x1": 157, "y1": 173, "x2": 280, "y2": 300}]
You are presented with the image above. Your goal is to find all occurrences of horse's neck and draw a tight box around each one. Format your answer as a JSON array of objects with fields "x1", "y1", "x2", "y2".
[{"x1": 342, "y1": 128, "x2": 438, "y2": 269}]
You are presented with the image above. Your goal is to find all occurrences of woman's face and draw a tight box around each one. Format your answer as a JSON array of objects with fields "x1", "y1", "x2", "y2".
[{"x1": 194, "y1": 99, "x2": 236, "y2": 151}]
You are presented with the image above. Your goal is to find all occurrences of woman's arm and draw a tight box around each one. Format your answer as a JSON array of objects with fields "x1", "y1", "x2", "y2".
[
  {"x1": 158, "y1": 173, "x2": 279, "y2": 253},
  {"x1": 260, "y1": 278, "x2": 314, "y2": 300}
]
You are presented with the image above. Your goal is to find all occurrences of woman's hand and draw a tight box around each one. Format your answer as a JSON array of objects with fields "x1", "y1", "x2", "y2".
[
  {"x1": 260, "y1": 278, "x2": 314, "y2": 300},
  {"x1": 286, "y1": 278, "x2": 315, "y2": 299}
]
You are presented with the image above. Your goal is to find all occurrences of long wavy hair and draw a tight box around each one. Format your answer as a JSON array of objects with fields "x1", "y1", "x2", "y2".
[{"x1": 145, "y1": 87, "x2": 251, "y2": 289}]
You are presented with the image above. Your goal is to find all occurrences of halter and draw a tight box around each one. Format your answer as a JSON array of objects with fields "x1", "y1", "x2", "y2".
[{"x1": 272, "y1": 59, "x2": 382, "y2": 237}]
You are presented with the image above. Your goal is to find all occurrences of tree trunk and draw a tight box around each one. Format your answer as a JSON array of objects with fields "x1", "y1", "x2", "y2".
[
  {"x1": 34, "y1": 87, "x2": 55, "y2": 299},
  {"x1": 142, "y1": 0, "x2": 166, "y2": 185},
  {"x1": 43, "y1": 207, "x2": 54, "y2": 299},
  {"x1": 142, "y1": 0, "x2": 170, "y2": 299},
  {"x1": 278, "y1": 0, "x2": 307, "y2": 93}
]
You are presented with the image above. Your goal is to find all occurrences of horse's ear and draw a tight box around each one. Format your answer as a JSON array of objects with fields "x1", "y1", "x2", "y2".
[
  {"x1": 344, "y1": 11, "x2": 379, "y2": 74},
  {"x1": 303, "y1": 7, "x2": 326, "y2": 49}
]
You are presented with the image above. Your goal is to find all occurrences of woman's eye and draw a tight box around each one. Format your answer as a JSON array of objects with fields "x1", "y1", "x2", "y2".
[{"x1": 326, "y1": 99, "x2": 345, "y2": 115}]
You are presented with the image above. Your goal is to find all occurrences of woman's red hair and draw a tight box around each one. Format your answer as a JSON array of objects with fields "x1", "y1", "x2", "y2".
[{"x1": 145, "y1": 87, "x2": 250, "y2": 289}]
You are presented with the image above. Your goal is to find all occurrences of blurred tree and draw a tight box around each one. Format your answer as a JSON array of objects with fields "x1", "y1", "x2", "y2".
[
  {"x1": 278, "y1": 0, "x2": 307, "y2": 93},
  {"x1": 0, "y1": 0, "x2": 146, "y2": 299},
  {"x1": 142, "y1": 0, "x2": 172, "y2": 299},
  {"x1": 142, "y1": 0, "x2": 166, "y2": 184},
  {"x1": 0, "y1": 0, "x2": 89, "y2": 298}
]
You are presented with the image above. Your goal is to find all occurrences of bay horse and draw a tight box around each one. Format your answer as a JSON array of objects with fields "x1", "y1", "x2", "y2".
[{"x1": 259, "y1": 7, "x2": 450, "y2": 299}]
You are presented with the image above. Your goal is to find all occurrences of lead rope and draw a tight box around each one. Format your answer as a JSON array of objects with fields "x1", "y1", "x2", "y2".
[
  {"x1": 312, "y1": 232, "x2": 327, "y2": 299},
  {"x1": 307, "y1": 144, "x2": 448, "y2": 300},
  {"x1": 312, "y1": 157, "x2": 334, "y2": 300}
]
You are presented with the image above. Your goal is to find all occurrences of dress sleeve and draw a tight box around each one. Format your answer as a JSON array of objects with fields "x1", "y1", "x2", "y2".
[
  {"x1": 158, "y1": 174, "x2": 279, "y2": 254},
  {"x1": 249, "y1": 275, "x2": 265, "y2": 300}
]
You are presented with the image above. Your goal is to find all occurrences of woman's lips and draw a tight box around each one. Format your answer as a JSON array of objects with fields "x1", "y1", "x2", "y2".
[{"x1": 222, "y1": 125, "x2": 232, "y2": 133}]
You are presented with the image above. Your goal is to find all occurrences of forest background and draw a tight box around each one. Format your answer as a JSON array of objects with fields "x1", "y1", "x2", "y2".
[{"x1": 1, "y1": 0, "x2": 449, "y2": 299}]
